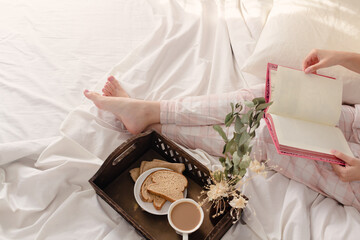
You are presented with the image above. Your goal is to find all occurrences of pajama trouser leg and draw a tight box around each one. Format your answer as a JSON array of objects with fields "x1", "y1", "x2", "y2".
[
  {"x1": 252, "y1": 109, "x2": 360, "y2": 211},
  {"x1": 159, "y1": 85, "x2": 360, "y2": 211},
  {"x1": 160, "y1": 84, "x2": 265, "y2": 126},
  {"x1": 160, "y1": 84, "x2": 264, "y2": 156}
]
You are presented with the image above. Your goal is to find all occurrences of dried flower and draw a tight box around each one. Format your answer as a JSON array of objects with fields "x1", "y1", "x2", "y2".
[
  {"x1": 229, "y1": 195, "x2": 248, "y2": 209},
  {"x1": 249, "y1": 160, "x2": 265, "y2": 173},
  {"x1": 249, "y1": 160, "x2": 267, "y2": 177},
  {"x1": 207, "y1": 180, "x2": 229, "y2": 201}
]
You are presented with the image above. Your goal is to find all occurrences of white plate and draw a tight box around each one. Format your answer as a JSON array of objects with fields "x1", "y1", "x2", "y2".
[{"x1": 133, "y1": 167, "x2": 187, "y2": 215}]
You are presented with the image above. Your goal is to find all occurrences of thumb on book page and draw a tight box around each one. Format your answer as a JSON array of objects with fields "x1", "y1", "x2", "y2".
[
  {"x1": 304, "y1": 62, "x2": 326, "y2": 74},
  {"x1": 331, "y1": 150, "x2": 355, "y2": 166}
]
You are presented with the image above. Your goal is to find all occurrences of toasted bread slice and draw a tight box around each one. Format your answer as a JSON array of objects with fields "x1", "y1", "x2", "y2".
[
  {"x1": 153, "y1": 195, "x2": 166, "y2": 210},
  {"x1": 140, "y1": 172, "x2": 167, "y2": 209},
  {"x1": 147, "y1": 170, "x2": 188, "y2": 202},
  {"x1": 141, "y1": 160, "x2": 185, "y2": 175},
  {"x1": 129, "y1": 168, "x2": 140, "y2": 182},
  {"x1": 132, "y1": 159, "x2": 185, "y2": 182}
]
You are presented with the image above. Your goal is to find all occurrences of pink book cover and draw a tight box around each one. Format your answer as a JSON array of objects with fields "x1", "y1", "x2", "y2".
[{"x1": 264, "y1": 63, "x2": 345, "y2": 165}]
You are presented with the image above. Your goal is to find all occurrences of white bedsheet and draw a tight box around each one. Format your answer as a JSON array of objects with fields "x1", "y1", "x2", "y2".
[{"x1": 1, "y1": 0, "x2": 360, "y2": 239}]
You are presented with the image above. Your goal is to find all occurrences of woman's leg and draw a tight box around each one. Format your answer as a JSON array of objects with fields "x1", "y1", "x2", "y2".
[
  {"x1": 161, "y1": 102, "x2": 360, "y2": 211},
  {"x1": 84, "y1": 89, "x2": 161, "y2": 135},
  {"x1": 160, "y1": 84, "x2": 265, "y2": 126},
  {"x1": 251, "y1": 105, "x2": 360, "y2": 211},
  {"x1": 166, "y1": 109, "x2": 360, "y2": 211},
  {"x1": 161, "y1": 124, "x2": 228, "y2": 156},
  {"x1": 84, "y1": 76, "x2": 264, "y2": 133}
]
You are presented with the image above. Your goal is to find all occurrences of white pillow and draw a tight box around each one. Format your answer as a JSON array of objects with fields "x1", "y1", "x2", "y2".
[{"x1": 241, "y1": 0, "x2": 360, "y2": 104}]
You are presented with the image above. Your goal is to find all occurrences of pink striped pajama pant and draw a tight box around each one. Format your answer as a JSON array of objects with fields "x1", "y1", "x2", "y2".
[{"x1": 160, "y1": 84, "x2": 360, "y2": 211}]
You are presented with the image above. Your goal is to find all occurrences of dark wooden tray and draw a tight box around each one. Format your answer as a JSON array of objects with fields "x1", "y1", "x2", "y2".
[{"x1": 89, "y1": 130, "x2": 233, "y2": 240}]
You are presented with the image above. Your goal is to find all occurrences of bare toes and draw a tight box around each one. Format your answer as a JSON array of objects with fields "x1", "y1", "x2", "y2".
[
  {"x1": 109, "y1": 76, "x2": 129, "y2": 98},
  {"x1": 112, "y1": 77, "x2": 122, "y2": 89},
  {"x1": 84, "y1": 90, "x2": 104, "y2": 107},
  {"x1": 102, "y1": 88, "x2": 111, "y2": 96},
  {"x1": 103, "y1": 82, "x2": 114, "y2": 95}
]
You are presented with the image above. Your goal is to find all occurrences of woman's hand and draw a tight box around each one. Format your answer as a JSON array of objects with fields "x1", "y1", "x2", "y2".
[
  {"x1": 303, "y1": 49, "x2": 360, "y2": 74},
  {"x1": 302, "y1": 49, "x2": 343, "y2": 74},
  {"x1": 331, "y1": 150, "x2": 360, "y2": 182}
]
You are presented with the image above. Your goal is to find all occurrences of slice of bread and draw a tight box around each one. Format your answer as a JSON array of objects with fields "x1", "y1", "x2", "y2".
[
  {"x1": 140, "y1": 174, "x2": 153, "y2": 202},
  {"x1": 140, "y1": 172, "x2": 166, "y2": 210},
  {"x1": 129, "y1": 168, "x2": 140, "y2": 182},
  {"x1": 141, "y1": 160, "x2": 185, "y2": 175},
  {"x1": 153, "y1": 195, "x2": 166, "y2": 210},
  {"x1": 147, "y1": 170, "x2": 188, "y2": 202},
  {"x1": 131, "y1": 159, "x2": 185, "y2": 182}
]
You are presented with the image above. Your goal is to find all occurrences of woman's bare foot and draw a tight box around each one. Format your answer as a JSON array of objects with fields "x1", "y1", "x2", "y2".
[
  {"x1": 102, "y1": 76, "x2": 129, "y2": 98},
  {"x1": 83, "y1": 90, "x2": 160, "y2": 135}
]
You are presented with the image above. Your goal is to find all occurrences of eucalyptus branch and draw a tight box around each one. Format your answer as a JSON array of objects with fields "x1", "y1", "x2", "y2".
[{"x1": 212, "y1": 97, "x2": 272, "y2": 181}]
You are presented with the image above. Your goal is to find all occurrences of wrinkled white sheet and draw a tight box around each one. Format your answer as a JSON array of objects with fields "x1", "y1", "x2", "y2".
[{"x1": 1, "y1": 0, "x2": 360, "y2": 239}]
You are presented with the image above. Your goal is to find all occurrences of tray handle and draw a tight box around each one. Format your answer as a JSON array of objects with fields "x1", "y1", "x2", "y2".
[{"x1": 112, "y1": 143, "x2": 137, "y2": 166}]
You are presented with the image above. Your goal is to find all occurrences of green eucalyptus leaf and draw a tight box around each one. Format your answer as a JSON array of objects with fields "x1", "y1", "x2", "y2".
[
  {"x1": 241, "y1": 114, "x2": 249, "y2": 124},
  {"x1": 252, "y1": 97, "x2": 266, "y2": 105},
  {"x1": 225, "y1": 157, "x2": 233, "y2": 170},
  {"x1": 234, "y1": 133, "x2": 241, "y2": 144},
  {"x1": 222, "y1": 144, "x2": 226, "y2": 154},
  {"x1": 239, "y1": 132, "x2": 250, "y2": 146},
  {"x1": 225, "y1": 113, "x2": 233, "y2": 125},
  {"x1": 242, "y1": 153, "x2": 251, "y2": 161},
  {"x1": 256, "y1": 102, "x2": 273, "y2": 111},
  {"x1": 239, "y1": 158, "x2": 251, "y2": 169},
  {"x1": 239, "y1": 125, "x2": 247, "y2": 133},
  {"x1": 225, "y1": 139, "x2": 236, "y2": 155},
  {"x1": 257, "y1": 111, "x2": 265, "y2": 122},
  {"x1": 238, "y1": 144, "x2": 245, "y2": 154},
  {"x1": 235, "y1": 116, "x2": 243, "y2": 133},
  {"x1": 235, "y1": 103, "x2": 240, "y2": 109},
  {"x1": 213, "y1": 125, "x2": 228, "y2": 143},
  {"x1": 232, "y1": 151, "x2": 241, "y2": 166},
  {"x1": 250, "y1": 131, "x2": 256, "y2": 138},
  {"x1": 241, "y1": 109, "x2": 253, "y2": 124},
  {"x1": 252, "y1": 98, "x2": 259, "y2": 106},
  {"x1": 230, "y1": 102, "x2": 234, "y2": 113},
  {"x1": 249, "y1": 111, "x2": 254, "y2": 127},
  {"x1": 233, "y1": 166, "x2": 240, "y2": 175},
  {"x1": 219, "y1": 157, "x2": 226, "y2": 166},
  {"x1": 244, "y1": 101, "x2": 254, "y2": 108},
  {"x1": 241, "y1": 140, "x2": 250, "y2": 153},
  {"x1": 225, "y1": 116, "x2": 235, "y2": 127},
  {"x1": 237, "y1": 148, "x2": 244, "y2": 158},
  {"x1": 239, "y1": 169, "x2": 247, "y2": 177}
]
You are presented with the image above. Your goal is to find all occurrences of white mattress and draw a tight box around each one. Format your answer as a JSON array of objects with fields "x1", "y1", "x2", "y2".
[{"x1": 1, "y1": 0, "x2": 359, "y2": 239}]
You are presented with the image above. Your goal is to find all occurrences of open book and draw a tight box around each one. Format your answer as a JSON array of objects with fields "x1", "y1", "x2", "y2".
[{"x1": 264, "y1": 63, "x2": 353, "y2": 164}]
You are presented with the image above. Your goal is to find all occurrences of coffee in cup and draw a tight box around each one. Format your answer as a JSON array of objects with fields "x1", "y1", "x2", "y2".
[{"x1": 168, "y1": 198, "x2": 204, "y2": 240}]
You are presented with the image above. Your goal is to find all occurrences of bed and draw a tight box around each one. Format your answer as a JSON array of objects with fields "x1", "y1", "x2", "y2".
[{"x1": 1, "y1": 0, "x2": 360, "y2": 239}]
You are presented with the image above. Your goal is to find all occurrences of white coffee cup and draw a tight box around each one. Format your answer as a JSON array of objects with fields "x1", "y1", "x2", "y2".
[{"x1": 167, "y1": 198, "x2": 204, "y2": 240}]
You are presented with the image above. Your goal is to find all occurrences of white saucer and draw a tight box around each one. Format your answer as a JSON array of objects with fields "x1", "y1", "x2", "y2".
[{"x1": 133, "y1": 167, "x2": 187, "y2": 215}]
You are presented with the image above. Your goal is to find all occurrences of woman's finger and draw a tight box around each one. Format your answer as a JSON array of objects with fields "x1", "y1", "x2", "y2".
[{"x1": 331, "y1": 150, "x2": 355, "y2": 165}]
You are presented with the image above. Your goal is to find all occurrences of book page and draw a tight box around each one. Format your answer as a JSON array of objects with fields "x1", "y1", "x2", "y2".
[
  {"x1": 269, "y1": 69, "x2": 277, "y2": 98},
  {"x1": 271, "y1": 114, "x2": 353, "y2": 157},
  {"x1": 268, "y1": 66, "x2": 342, "y2": 126}
]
